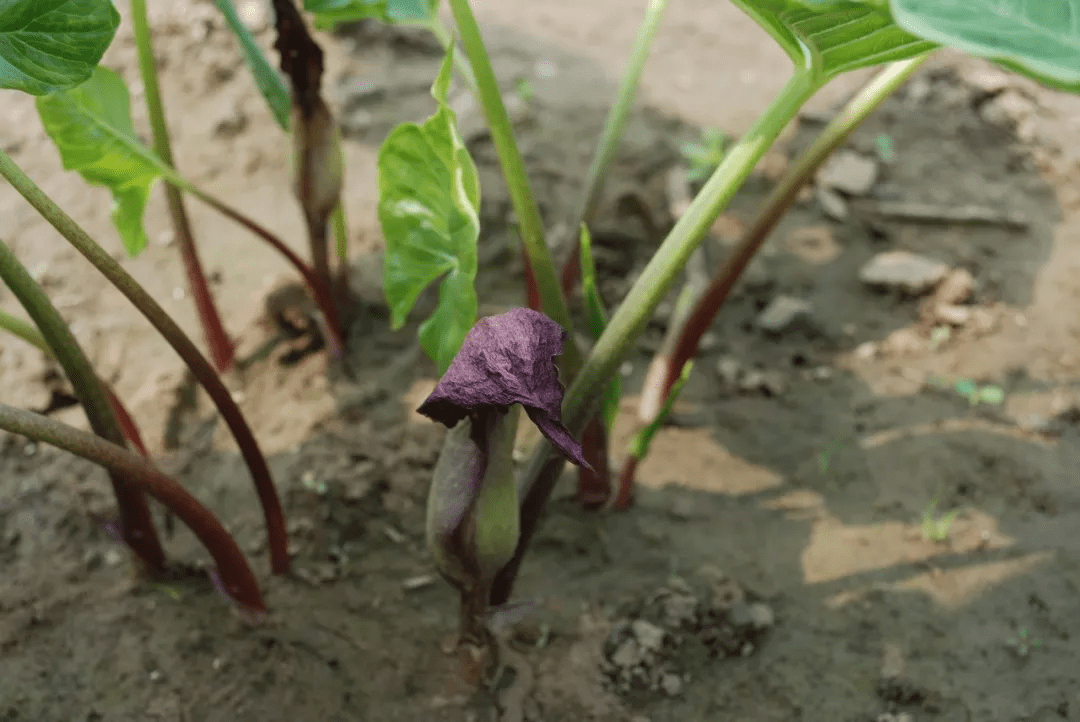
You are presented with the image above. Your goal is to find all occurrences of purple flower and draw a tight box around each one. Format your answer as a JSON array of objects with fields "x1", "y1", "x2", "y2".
[
  {"x1": 420, "y1": 309, "x2": 589, "y2": 568},
  {"x1": 418, "y1": 307, "x2": 588, "y2": 468}
]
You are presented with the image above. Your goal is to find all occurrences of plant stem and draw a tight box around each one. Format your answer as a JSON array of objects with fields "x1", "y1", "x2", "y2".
[
  {"x1": 0, "y1": 150, "x2": 290, "y2": 575},
  {"x1": 658, "y1": 54, "x2": 933, "y2": 408},
  {"x1": 0, "y1": 240, "x2": 166, "y2": 571},
  {"x1": 559, "y1": 0, "x2": 670, "y2": 298},
  {"x1": 446, "y1": 0, "x2": 580, "y2": 372},
  {"x1": 332, "y1": 202, "x2": 348, "y2": 273},
  {"x1": 161, "y1": 170, "x2": 346, "y2": 357},
  {"x1": 130, "y1": 0, "x2": 235, "y2": 373},
  {"x1": 425, "y1": 14, "x2": 479, "y2": 94},
  {"x1": 0, "y1": 309, "x2": 152, "y2": 458},
  {"x1": 491, "y1": 70, "x2": 822, "y2": 606},
  {"x1": 0, "y1": 402, "x2": 265, "y2": 612}
]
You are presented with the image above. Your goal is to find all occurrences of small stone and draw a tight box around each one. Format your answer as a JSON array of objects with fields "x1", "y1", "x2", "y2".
[
  {"x1": 816, "y1": 186, "x2": 848, "y2": 221},
  {"x1": 756, "y1": 295, "x2": 813, "y2": 334},
  {"x1": 965, "y1": 67, "x2": 1011, "y2": 94},
  {"x1": 149, "y1": 670, "x2": 163, "y2": 682},
  {"x1": 716, "y1": 357, "x2": 742, "y2": 385},
  {"x1": 785, "y1": 225, "x2": 840, "y2": 264},
  {"x1": 739, "y1": 370, "x2": 786, "y2": 396},
  {"x1": 817, "y1": 150, "x2": 879, "y2": 196},
  {"x1": 103, "y1": 549, "x2": 123, "y2": 567},
  {"x1": 854, "y1": 341, "x2": 878, "y2": 360},
  {"x1": 631, "y1": 620, "x2": 665, "y2": 653},
  {"x1": 934, "y1": 269, "x2": 975, "y2": 305},
  {"x1": 747, "y1": 602, "x2": 775, "y2": 630},
  {"x1": 934, "y1": 304, "x2": 971, "y2": 326},
  {"x1": 883, "y1": 328, "x2": 924, "y2": 355},
  {"x1": 610, "y1": 639, "x2": 642, "y2": 668},
  {"x1": 980, "y1": 89, "x2": 1035, "y2": 129},
  {"x1": 402, "y1": 574, "x2": 435, "y2": 591},
  {"x1": 859, "y1": 251, "x2": 949, "y2": 295},
  {"x1": 660, "y1": 673, "x2": 683, "y2": 697},
  {"x1": 698, "y1": 331, "x2": 720, "y2": 351}
]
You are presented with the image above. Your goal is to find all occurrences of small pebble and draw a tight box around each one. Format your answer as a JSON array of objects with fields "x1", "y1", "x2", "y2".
[
  {"x1": 859, "y1": 251, "x2": 949, "y2": 295},
  {"x1": 716, "y1": 357, "x2": 742, "y2": 385},
  {"x1": 817, "y1": 150, "x2": 879, "y2": 196},
  {"x1": 631, "y1": 619, "x2": 666, "y2": 653},
  {"x1": 402, "y1": 574, "x2": 435, "y2": 591},
  {"x1": 756, "y1": 295, "x2": 813, "y2": 334},
  {"x1": 660, "y1": 672, "x2": 683, "y2": 697}
]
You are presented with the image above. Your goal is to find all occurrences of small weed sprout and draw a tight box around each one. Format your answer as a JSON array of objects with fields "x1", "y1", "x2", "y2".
[
  {"x1": 921, "y1": 496, "x2": 963, "y2": 543},
  {"x1": 680, "y1": 128, "x2": 730, "y2": 183},
  {"x1": 1006, "y1": 627, "x2": 1041, "y2": 659}
]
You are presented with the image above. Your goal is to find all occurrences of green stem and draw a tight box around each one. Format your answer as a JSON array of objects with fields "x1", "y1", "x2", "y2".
[
  {"x1": 0, "y1": 308, "x2": 47, "y2": 353},
  {"x1": 658, "y1": 53, "x2": 935, "y2": 408},
  {"x1": 492, "y1": 69, "x2": 822, "y2": 606},
  {"x1": 446, "y1": 0, "x2": 580, "y2": 372},
  {"x1": 331, "y1": 202, "x2": 348, "y2": 271},
  {"x1": 561, "y1": 69, "x2": 818, "y2": 434},
  {"x1": 130, "y1": 0, "x2": 235, "y2": 372},
  {"x1": 560, "y1": 0, "x2": 670, "y2": 297},
  {"x1": 0, "y1": 402, "x2": 265, "y2": 612},
  {"x1": 0, "y1": 309, "x2": 152, "y2": 458},
  {"x1": 0, "y1": 149, "x2": 290, "y2": 575},
  {"x1": 425, "y1": 15, "x2": 479, "y2": 94},
  {"x1": 0, "y1": 240, "x2": 166, "y2": 571}
]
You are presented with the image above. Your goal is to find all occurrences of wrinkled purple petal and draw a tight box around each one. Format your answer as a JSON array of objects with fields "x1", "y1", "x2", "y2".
[
  {"x1": 418, "y1": 308, "x2": 587, "y2": 468},
  {"x1": 525, "y1": 408, "x2": 588, "y2": 468}
]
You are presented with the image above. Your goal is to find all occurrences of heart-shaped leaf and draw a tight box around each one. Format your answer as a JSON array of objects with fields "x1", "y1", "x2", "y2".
[
  {"x1": 890, "y1": 0, "x2": 1080, "y2": 91},
  {"x1": 0, "y1": 0, "x2": 120, "y2": 95},
  {"x1": 378, "y1": 47, "x2": 479, "y2": 373},
  {"x1": 213, "y1": 0, "x2": 291, "y2": 129},
  {"x1": 304, "y1": 0, "x2": 436, "y2": 26},
  {"x1": 733, "y1": 0, "x2": 935, "y2": 78},
  {"x1": 36, "y1": 66, "x2": 166, "y2": 255}
]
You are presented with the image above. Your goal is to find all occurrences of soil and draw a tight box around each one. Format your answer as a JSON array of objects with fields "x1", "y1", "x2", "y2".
[{"x1": 3, "y1": 1, "x2": 1080, "y2": 720}]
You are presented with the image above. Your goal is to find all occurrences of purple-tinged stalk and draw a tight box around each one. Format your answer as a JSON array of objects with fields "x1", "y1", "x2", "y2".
[
  {"x1": 272, "y1": 0, "x2": 347, "y2": 345},
  {"x1": 130, "y1": 0, "x2": 234, "y2": 372},
  {"x1": 0, "y1": 149, "x2": 290, "y2": 575},
  {"x1": 419, "y1": 308, "x2": 588, "y2": 681},
  {"x1": 0, "y1": 239, "x2": 166, "y2": 571},
  {"x1": 651, "y1": 56, "x2": 933, "y2": 455},
  {"x1": 0, "y1": 402, "x2": 265, "y2": 612},
  {"x1": 0, "y1": 309, "x2": 152, "y2": 459}
]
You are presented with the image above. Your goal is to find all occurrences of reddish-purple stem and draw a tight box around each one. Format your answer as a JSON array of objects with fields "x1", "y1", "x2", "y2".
[
  {"x1": 104, "y1": 385, "x2": 150, "y2": 459},
  {"x1": 193, "y1": 192, "x2": 345, "y2": 357},
  {"x1": 576, "y1": 414, "x2": 611, "y2": 508},
  {"x1": 0, "y1": 402, "x2": 265, "y2": 612},
  {"x1": 170, "y1": 191, "x2": 235, "y2": 372}
]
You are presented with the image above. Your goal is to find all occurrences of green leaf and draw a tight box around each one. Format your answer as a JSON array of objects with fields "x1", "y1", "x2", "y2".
[
  {"x1": 378, "y1": 47, "x2": 479, "y2": 373},
  {"x1": 0, "y1": 0, "x2": 120, "y2": 95},
  {"x1": 579, "y1": 224, "x2": 621, "y2": 431},
  {"x1": 629, "y1": 361, "x2": 693, "y2": 461},
  {"x1": 890, "y1": 0, "x2": 1080, "y2": 91},
  {"x1": 732, "y1": 0, "x2": 935, "y2": 78},
  {"x1": 36, "y1": 66, "x2": 165, "y2": 255},
  {"x1": 304, "y1": 0, "x2": 436, "y2": 26},
  {"x1": 213, "y1": 0, "x2": 291, "y2": 130}
]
